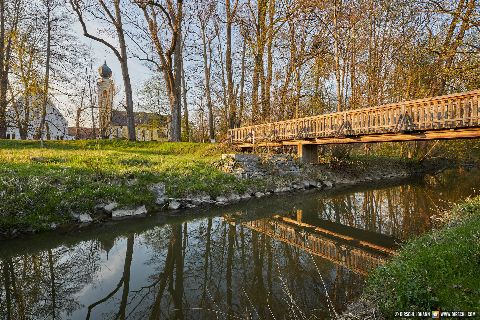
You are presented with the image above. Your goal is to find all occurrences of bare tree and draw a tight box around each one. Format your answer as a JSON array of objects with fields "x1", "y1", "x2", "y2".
[
  {"x1": 0, "y1": 0, "x2": 22, "y2": 138},
  {"x1": 35, "y1": 0, "x2": 56, "y2": 142},
  {"x1": 135, "y1": 0, "x2": 183, "y2": 142},
  {"x1": 197, "y1": 1, "x2": 216, "y2": 142},
  {"x1": 429, "y1": 0, "x2": 477, "y2": 96},
  {"x1": 225, "y1": 0, "x2": 238, "y2": 129},
  {"x1": 69, "y1": 0, "x2": 136, "y2": 141}
]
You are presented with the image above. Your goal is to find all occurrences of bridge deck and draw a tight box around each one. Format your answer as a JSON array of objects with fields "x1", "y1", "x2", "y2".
[{"x1": 228, "y1": 90, "x2": 480, "y2": 147}]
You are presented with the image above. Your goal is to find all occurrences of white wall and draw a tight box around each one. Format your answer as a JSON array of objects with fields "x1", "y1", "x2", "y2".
[{"x1": 6, "y1": 102, "x2": 72, "y2": 140}]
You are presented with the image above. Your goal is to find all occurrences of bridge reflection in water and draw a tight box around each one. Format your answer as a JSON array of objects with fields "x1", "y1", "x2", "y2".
[{"x1": 236, "y1": 210, "x2": 397, "y2": 276}]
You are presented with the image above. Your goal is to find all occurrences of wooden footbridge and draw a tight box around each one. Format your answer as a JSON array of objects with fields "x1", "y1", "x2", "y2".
[
  {"x1": 235, "y1": 213, "x2": 397, "y2": 276},
  {"x1": 228, "y1": 90, "x2": 480, "y2": 162}
]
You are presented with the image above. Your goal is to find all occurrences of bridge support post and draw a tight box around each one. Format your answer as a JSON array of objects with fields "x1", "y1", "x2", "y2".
[{"x1": 297, "y1": 144, "x2": 318, "y2": 164}]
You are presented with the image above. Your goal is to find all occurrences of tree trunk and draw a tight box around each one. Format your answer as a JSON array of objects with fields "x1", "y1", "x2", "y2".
[
  {"x1": 333, "y1": 0, "x2": 342, "y2": 112},
  {"x1": 201, "y1": 25, "x2": 214, "y2": 141},
  {"x1": 0, "y1": 0, "x2": 16, "y2": 138},
  {"x1": 264, "y1": 0, "x2": 275, "y2": 122},
  {"x1": 18, "y1": 100, "x2": 29, "y2": 140},
  {"x1": 169, "y1": 1, "x2": 183, "y2": 142},
  {"x1": 350, "y1": 20, "x2": 357, "y2": 110},
  {"x1": 251, "y1": 0, "x2": 266, "y2": 124},
  {"x1": 217, "y1": 37, "x2": 229, "y2": 129},
  {"x1": 181, "y1": 58, "x2": 189, "y2": 141},
  {"x1": 75, "y1": 87, "x2": 85, "y2": 140},
  {"x1": 120, "y1": 62, "x2": 136, "y2": 141},
  {"x1": 251, "y1": 54, "x2": 260, "y2": 124},
  {"x1": 172, "y1": 224, "x2": 184, "y2": 318},
  {"x1": 36, "y1": 0, "x2": 52, "y2": 141},
  {"x1": 0, "y1": 0, "x2": 6, "y2": 139},
  {"x1": 48, "y1": 249, "x2": 56, "y2": 319},
  {"x1": 89, "y1": 73, "x2": 96, "y2": 139},
  {"x1": 115, "y1": 0, "x2": 136, "y2": 141},
  {"x1": 282, "y1": 21, "x2": 295, "y2": 119},
  {"x1": 117, "y1": 235, "x2": 134, "y2": 320},
  {"x1": 238, "y1": 35, "x2": 246, "y2": 127},
  {"x1": 226, "y1": 0, "x2": 236, "y2": 129}
]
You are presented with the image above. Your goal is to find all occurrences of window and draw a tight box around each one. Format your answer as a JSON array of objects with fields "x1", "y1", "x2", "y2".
[{"x1": 6, "y1": 134, "x2": 10, "y2": 139}]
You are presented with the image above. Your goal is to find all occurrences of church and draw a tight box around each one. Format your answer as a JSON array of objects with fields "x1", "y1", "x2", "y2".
[{"x1": 95, "y1": 62, "x2": 169, "y2": 141}]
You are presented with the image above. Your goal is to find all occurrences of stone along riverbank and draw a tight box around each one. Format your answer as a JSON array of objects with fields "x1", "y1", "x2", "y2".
[{"x1": 0, "y1": 140, "x2": 454, "y2": 239}]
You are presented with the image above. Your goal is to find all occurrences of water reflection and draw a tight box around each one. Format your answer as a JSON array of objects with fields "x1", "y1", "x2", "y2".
[
  {"x1": 241, "y1": 212, "x2": 395, "y2": 277},
  {"x1": 0, "y1": 168, "x2": 478, "y2": 319}
]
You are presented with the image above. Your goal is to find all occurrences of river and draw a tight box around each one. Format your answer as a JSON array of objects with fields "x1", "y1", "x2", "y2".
[{"x1": 0, "y1": 167, "x2": 479, "y2": 319}]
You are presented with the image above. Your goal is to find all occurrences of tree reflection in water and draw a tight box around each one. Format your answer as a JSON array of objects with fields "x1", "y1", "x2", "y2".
[{"x1": 0, "y1": 168, "x2": 478, "y2": 319}]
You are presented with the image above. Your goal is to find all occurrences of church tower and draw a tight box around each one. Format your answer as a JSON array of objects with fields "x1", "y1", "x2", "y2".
[{"x1": 97, "y1": 61, "x2": 114, "y2": 139}]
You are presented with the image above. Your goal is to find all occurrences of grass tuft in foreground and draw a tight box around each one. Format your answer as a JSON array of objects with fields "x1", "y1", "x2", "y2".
[{"x1": 365, "y1": 196, "x2": 480, "y2": 315}]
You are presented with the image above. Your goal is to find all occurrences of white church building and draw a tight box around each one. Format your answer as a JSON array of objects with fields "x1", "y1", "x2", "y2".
[{"x1": 5, "y1": 99, "x2": 70, "y2": 140}]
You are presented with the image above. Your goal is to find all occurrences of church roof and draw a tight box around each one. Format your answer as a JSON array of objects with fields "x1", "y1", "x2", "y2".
[
  {"x1": 111, "y1": 110, "x2": 169, "y2": 127},
  {"x1": 67, "y1": 127, "x2": 96, "y2": 139}
]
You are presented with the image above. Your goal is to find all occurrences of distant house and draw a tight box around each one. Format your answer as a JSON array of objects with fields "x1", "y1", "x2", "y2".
[
  {"x1": 67, "y1": 127, "x2": 97, "y2": 140},
  {"x1": 110, "y1": 110, "x2": 169, "y2": 141},
  {"x1": 6, "y1": 99, "x2": 70, "y2": 140}
]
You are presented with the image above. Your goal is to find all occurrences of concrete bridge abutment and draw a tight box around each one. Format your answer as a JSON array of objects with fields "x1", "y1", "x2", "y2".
[{"x1": 297, "y1": 144, "x2": 319, "y2": 164}]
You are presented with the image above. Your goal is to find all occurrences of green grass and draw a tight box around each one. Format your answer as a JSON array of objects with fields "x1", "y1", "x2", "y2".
[
  {"x1": 365, "y1": 196, "x2": 480, "y2": 315},
  {"x1": 0, "y1": 140, "x2": 252, "y2": 231}
]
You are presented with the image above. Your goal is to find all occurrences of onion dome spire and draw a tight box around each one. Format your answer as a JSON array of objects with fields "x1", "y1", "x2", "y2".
[{"x1": 98, "y1": 61, "x2": 112, "y2": 79}]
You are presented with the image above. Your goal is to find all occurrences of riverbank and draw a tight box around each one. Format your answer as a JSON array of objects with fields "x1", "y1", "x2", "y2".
[
  {"x1": 341, "y1": 196, "x2": 480, "y2": 319},
  {"x1": 0, "y1": 140, "x2": 459, "y2": 239}
]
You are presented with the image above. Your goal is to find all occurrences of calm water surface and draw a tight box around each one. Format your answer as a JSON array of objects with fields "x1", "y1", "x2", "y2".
[{"x1": 0, "y1": 168, "x2": 479, "y2": 319}]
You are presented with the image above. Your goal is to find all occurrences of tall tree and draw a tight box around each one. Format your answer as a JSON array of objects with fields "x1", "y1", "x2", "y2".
[
  {"x1": 181, "y1": 59, "x2": 189, "y2": 141},
  {"x1": 35, "y1": 0, "x2": 56, "y2": 141},
  {"x1": 197, "y1": 1, "x2": 216, "y2": 141},
  {"x1": 250, "y1": 0, "x2": 267, "y2": 124},
  {"x1": 0, "y1": 0, "x2": 22, "y2": 138},
  {"x1": 429, "y1": 0, "x2": 477, "y2": 96},
  {"x1": 9, "y1": 25, "x2": 43, "y2": 140},
  {"x1": 225, "y1": 0, "x2": 238, "y2": 129},
  {"x1": 135, "y1": 0, "x2": 183, "y2": 142},
  {"x1": 70, "y1": 0, "x2": 137, "y2": 141}
]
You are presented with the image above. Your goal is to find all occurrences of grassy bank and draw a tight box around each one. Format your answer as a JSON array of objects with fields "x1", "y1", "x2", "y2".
[
  {"x1": 0, "y1": 140, "x2": 251, "y2": 232},
  {"x1": 0, "y1": 140, "x2": 441, "y2": 236},
  {"x1": 365, "y1": 196, "x2": 480, "y2": 316}
]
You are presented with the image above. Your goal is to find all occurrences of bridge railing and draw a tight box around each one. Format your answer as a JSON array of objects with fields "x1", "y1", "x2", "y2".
[{"x1": 228, "y1": 90, "x2": 480, "y2": 144}]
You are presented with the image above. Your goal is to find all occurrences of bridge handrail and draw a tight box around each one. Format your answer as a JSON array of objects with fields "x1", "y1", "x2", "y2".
[{"x1": 229, "y1": 89, "x2": 480, "y2": 144}]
